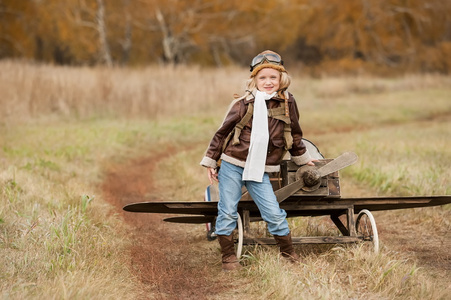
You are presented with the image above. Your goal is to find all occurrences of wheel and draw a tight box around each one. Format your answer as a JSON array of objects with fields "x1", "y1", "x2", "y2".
[
  {"x1": 205, "y1": 218, "x2": 217, "y2": 241},
  {"x1": 355, "y1": 209, "x2": 379, "y2": 253},
  {"x1": 236, "y1": 213, "x2": 244, "y2": 259},
  {"x1": 206, "y1": 227, "x2": 217, "y2": 241}
]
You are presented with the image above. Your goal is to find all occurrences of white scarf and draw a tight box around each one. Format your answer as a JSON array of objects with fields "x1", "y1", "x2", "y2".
[{"x1": 242, "y1": 90, "x2": 276, "y2": 182}]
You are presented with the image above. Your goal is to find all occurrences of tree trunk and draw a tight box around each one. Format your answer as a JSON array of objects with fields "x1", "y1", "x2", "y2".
[
  {"x1": 155, "y1": 6, "x2": 176, "y2": 64},
  {"x1": 121, "y1": 0, "x2": 132, "y2": 65},
  {"x1": 96, "y1": 0, "x2": 112, "y2": 66}
]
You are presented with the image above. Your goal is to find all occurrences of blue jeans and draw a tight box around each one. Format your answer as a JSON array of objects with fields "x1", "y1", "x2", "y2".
[{"x1": 215, "y1": 160, "x2": 290, "y2": 236}]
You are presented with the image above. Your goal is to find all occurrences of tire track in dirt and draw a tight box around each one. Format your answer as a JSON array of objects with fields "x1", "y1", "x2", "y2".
[
  {"x1": 376, "y1": 210, "x2": 451, "y2": 273},
  {"x1": 101, "y1": 149, "x2": 235, "y2": 299}
]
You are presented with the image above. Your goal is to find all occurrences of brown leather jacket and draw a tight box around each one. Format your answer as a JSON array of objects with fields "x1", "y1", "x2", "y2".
[{"x1": 200, "y1": 91, "x2": 312, "y2": 172}]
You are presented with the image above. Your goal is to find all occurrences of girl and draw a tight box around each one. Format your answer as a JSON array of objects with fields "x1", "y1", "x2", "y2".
[{"x1": 200, "y1": 50, "x2": 316, "y2": 270}]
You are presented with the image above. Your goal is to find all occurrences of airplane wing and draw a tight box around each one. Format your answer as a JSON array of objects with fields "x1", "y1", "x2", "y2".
[
  {"x1": 274, "y1": 195, "x2": 451, "y2": 218},
  {"x1": 123, "y1": 201, "x2": 218, "y2": 215},
  {"x1": 340, "y1": 195, "x2": 451, "y2": 212},
  {"x1": 123, "y1": 195, "x2": 450, "y2": 219},
  {"x1": 163, "y1": 216, "x2": 216, "y2": 223}
]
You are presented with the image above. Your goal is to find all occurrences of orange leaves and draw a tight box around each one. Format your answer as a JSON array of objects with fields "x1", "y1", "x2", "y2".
[{"x1": 0, "y1": 0, "x2": 450, "y2": 73}]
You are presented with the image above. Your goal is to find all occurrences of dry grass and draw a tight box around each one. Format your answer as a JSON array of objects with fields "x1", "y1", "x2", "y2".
[
  {"x1": 0, "y1": 122, "x2": 144, "y2": 299},
  {"x1": 1, "y1": 60, "x2": 450, "y2": 299},
  {"x1": 2, "y1": 60, "x2": 451, "y2": 125},
  {"x1": 0, "y1": 60, "x2": 244, "y2": 124}
]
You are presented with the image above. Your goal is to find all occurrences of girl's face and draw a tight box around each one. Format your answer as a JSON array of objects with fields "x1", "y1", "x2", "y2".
[{"x1": 256, "y1": 68, "x2": 280, "y2": 94}]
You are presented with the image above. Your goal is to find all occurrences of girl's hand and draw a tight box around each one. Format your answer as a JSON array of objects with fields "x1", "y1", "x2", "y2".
[
  {"x1": 306, "y1": 158, "x2": 319, "y2": 166},
  {"x1": 207, "y1": 167, "x2": 218, "y2": 184}
]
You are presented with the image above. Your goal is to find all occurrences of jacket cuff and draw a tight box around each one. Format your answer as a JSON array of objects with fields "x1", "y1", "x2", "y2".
[
  {"x1": 292, "y1": 149, "x2": 312, "y2": 165},
  {"x1": 200, "y1": 156, "x2": 217, "y2": 168}
]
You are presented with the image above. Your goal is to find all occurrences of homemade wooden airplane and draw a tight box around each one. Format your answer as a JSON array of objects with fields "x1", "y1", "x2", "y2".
[{"x1": 123, "y1": 139, "x2": 451, "y2": 257}]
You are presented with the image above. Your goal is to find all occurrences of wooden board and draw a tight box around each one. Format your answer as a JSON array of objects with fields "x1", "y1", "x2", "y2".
[
  {"x1": 123, "y1": 201, "x2": 218, "y2": 215},
  {"x1": 123, "y1": 195, "x2": 451, "y2": 218},
  {"x1": 242, "y1": 236, "x2": 361, "y2": 245},
  {"x1": 163, "y1": 216, "x2": 215, "y2": 224}
]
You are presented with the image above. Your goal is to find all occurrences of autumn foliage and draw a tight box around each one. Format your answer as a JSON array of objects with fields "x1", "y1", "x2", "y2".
[{"x1": 1, "y1": 0, "x2": 450, "y2": 74}]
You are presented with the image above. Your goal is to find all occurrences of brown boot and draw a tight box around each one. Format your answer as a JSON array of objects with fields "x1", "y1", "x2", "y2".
[
  {"x1": 274, "y1": 232, "x2": 300, "y2": 263},
  {"x1": 217, "y1": 234, "x2": 242, "y2": 271}
]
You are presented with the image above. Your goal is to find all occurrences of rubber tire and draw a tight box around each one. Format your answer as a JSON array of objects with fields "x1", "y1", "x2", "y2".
[
  {"x1": 355, "y1": 209, "x2": 379, "y2": 253},
  {"x1": 236, "y1": 213, "x2": 243, "y2": 259}
]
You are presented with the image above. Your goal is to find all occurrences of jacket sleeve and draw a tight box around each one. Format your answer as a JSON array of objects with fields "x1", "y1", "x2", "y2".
[
  {"x1": 200, "y1": 100, "x2": 243, "y2": 168},
  {"x1": 288, "y1": 96, "x2": 312, "y2": 165}
]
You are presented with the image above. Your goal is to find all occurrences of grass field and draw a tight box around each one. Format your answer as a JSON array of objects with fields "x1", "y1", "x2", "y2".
[{"x1": 1, "y1": 61, "x2": 450, "y2": 299}]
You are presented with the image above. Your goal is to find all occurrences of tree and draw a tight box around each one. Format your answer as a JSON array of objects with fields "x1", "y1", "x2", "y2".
[
  {"x1": 133, "y1": 0, "x2": 251, "y2": 65},
  {"x1": 70, "y1": 0, "x2": 113, "y2": 66}
]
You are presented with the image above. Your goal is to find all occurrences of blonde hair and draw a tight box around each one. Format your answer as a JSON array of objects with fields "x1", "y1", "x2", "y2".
[{"x1": 244, "y1": 70, "x2": 291, "y2": 98}]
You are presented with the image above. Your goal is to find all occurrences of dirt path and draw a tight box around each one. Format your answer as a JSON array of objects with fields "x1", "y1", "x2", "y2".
[
  {"x1": 101, "y1": 152, "x2": 242, "y2": 299},
  {"x1": 101, "y1": 150, "x2": 450, "y2": 298}
]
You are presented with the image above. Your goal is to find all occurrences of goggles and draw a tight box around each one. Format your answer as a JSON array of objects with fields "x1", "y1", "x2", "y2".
[{"x1": 250, "y1": 53, "x2": 283, "y2": 71}]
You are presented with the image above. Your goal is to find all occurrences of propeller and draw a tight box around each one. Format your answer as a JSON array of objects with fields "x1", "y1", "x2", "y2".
[{"x1": 275, "y1": 152, "x2": 358, "y2": 203}]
